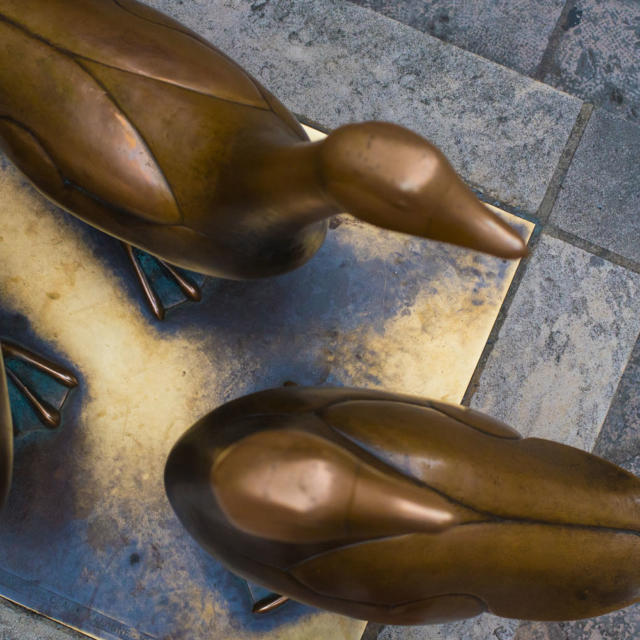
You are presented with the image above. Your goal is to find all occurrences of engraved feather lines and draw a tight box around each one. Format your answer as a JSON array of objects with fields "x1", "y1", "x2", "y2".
[{"x1": 0, "y1": 11, "x2": 183, "y2": 225}]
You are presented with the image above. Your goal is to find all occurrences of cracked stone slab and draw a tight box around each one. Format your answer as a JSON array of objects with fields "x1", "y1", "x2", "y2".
[
  {"x1": 515, "y1": 608, "x2": 640, "y2": 640},
  {"x1": 539, "y1": 0, "x2": 640, "y2": 124},
  {"x1": 347, "y1": 0, "x2": 564, "y2": 76},
  {"x1": 549, "y1": 108, "x2": 640, "y2": 263},
  {"x1": 146, "y1": 0, "x2": 581, "y2": 213},
  {"x1": 379, "y1": 615, "x2": 518, "y2": 640}
]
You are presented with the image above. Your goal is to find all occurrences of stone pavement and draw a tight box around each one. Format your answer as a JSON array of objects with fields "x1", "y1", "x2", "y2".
[{"x1": 1, "y1": 0, "x2": 640, "y2": 638}]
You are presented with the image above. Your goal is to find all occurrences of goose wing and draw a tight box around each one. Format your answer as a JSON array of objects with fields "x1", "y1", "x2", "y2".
[
  {"x1": 0, "y1": 15, "x2": 181, "y2": 225},
  {"x1": 0, "y1": 0, "x2": 268, "y2": 108}
]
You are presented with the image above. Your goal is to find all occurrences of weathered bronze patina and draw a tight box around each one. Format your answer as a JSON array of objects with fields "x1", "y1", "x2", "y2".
[
  {"x1": 165, "y1": 386, "x2": 640, "y2": 625},
  {"x1": 0, "y1": 346, "x2": 13, "y2": 509},
  {"x1": 0, "y1": 0, "x2": 526, "y2": 284}
]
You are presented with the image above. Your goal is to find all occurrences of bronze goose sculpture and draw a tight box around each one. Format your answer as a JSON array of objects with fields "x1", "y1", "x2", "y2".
[
  {"x1": 0, "y1": 0, "x2": 526, "y2": 302},
  {"x1": 165, "y1": 386, "x2": 640, "y2": 625}
]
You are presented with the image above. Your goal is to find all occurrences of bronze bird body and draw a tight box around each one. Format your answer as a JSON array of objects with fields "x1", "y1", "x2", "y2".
[
  {"x1": 0, "y1": 0, "x2": 526, "y2": 281},
  {"x1": 165, "y1": 386, "x2": 640, "y2": 625}
]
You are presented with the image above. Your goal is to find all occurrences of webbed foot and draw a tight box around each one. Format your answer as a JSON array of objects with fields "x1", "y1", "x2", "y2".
[
  {"x1": 123, "y1": 242, "x2": 203, "y2": 321},
  {"x1": 1, "y1": 340, "x2": 78, "y2": 432}
]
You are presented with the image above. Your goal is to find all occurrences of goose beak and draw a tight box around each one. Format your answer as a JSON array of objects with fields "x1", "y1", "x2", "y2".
[{"x1": 425, "y1": 180, "x2": 529, "y2": 259}]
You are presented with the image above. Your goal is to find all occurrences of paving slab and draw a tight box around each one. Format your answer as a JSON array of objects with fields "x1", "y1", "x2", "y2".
[
  {"x1": 539, "y1": 0, "x2": 640, "y2": 124},
  {"x1": 347, "y1": 0, "x2": 564, "y2": 76},
  {"x1": 0, "y1": 597, "x2": 88, "y2": 640},
  {"x1": 146, "y1": 0, "x2": 581, "y2": 214},
  {"x1": 470, "y1": 234, "x2": 640, "y2": 448},
  {"x1": 549, "y1": 108, "x2": 640, "y2": 263}
]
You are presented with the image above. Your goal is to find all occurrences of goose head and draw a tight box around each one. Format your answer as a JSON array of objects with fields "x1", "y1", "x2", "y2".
[{"x1": 319, "y1": 122, "x2": 527, "y2": 259}]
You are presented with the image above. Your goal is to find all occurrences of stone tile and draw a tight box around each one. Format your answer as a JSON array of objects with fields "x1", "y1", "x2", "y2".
[
  {"x1": 540, "y1": 0, "x2": 640, "y2": 124},
  {"x1": 146, "y1": 0, "x2": 581, "y2": 213},
  {"x1": 0, "y1": 597, "x2": 87, "y2": 639},
  {"x1": 593, "y1": 335, "x2": 640, "y2": 476},
  {"x1": 347, "y1": 0, "x2": 564, "y2": 76},
  {"x1": 549, "y1": 108, "x2": 640, "y2": 263},
  {"x1": 515, "y1": 609, "x2": 640, "y2": 640},
  {"x1": 380, "y1": 614, "x2": 518, "y2": 640},
  {"x1": 471, "y1": 234, "x2": 640, "y2": 449}
]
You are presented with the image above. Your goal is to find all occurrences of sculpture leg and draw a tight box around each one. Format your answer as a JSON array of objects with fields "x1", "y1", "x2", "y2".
[
  {"x1": 1, "y1": 340, "x2": 78, "y2": 430},
  {"x1": 123, "y1": 242, "x2": 202, "y2": 321},
  {"x1": 252, "y1": 593, "x2": 290, "y2": 615},
  {"x1": 0, "y1": 119, "x2": 203, "y2": 322}
]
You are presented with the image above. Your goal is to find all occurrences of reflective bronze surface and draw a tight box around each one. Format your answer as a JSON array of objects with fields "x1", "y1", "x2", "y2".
[
  {"x1": 0, "y1": 0, "x2": 526, "y2": 282},
  {"x1": 165, "y1": 386, "x2": 640, "y2": 625},
  {"x1": 0, "y1": 346, "x2": 12, "y2": 510}
]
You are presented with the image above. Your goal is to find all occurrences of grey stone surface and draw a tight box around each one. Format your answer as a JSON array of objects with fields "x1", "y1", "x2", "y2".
[
  {"x1": 348, "y1": 0, "x2": 564, "y2": 76},
  {"x1": 471, "y1": 234, "x2": 640, "y2": 450},
  {"x1": 594, "y1": 334, "x2": 640, "y2": 477},
  {"x1": 539, "y1": 0, "x2": 640, "y2": 124},
  {"x1": 549, "y1": 108, "x2": 640, "y2": 263},
  {"x1": 380, "y1": 614, "x2": 518, "y2": 640},
  {"x1": 146, "y1": 0, "x2": 581, "y2": 214},
  {"x1": 0, "y1": 597, "x2": 86, "y2": 639}
]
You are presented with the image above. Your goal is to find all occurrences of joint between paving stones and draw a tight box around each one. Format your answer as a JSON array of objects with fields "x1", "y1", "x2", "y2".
[
  {"x1": 361, "y1": 621, "x2": 385, "y2": 640},
  {"x1": 462, "y1": 224, "x2": 544, "y2": 407},
  {"x1": 545, "y1": 224, "x2": 640, "y2": 275},
  {"x1": 533, "y1": 0, "x2": 579, "y2": 83},
  {"x1": 536, "y1": 101, "x2": 594, "y2": 224}
]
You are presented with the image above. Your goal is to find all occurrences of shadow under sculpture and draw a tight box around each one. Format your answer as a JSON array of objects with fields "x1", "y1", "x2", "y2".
[
  {"x1": 165, "y1": 386, "x2": 640, "y2": 625},
  {"x1": 0, "y1": 0, "x2": 526, "y2": 301}
]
